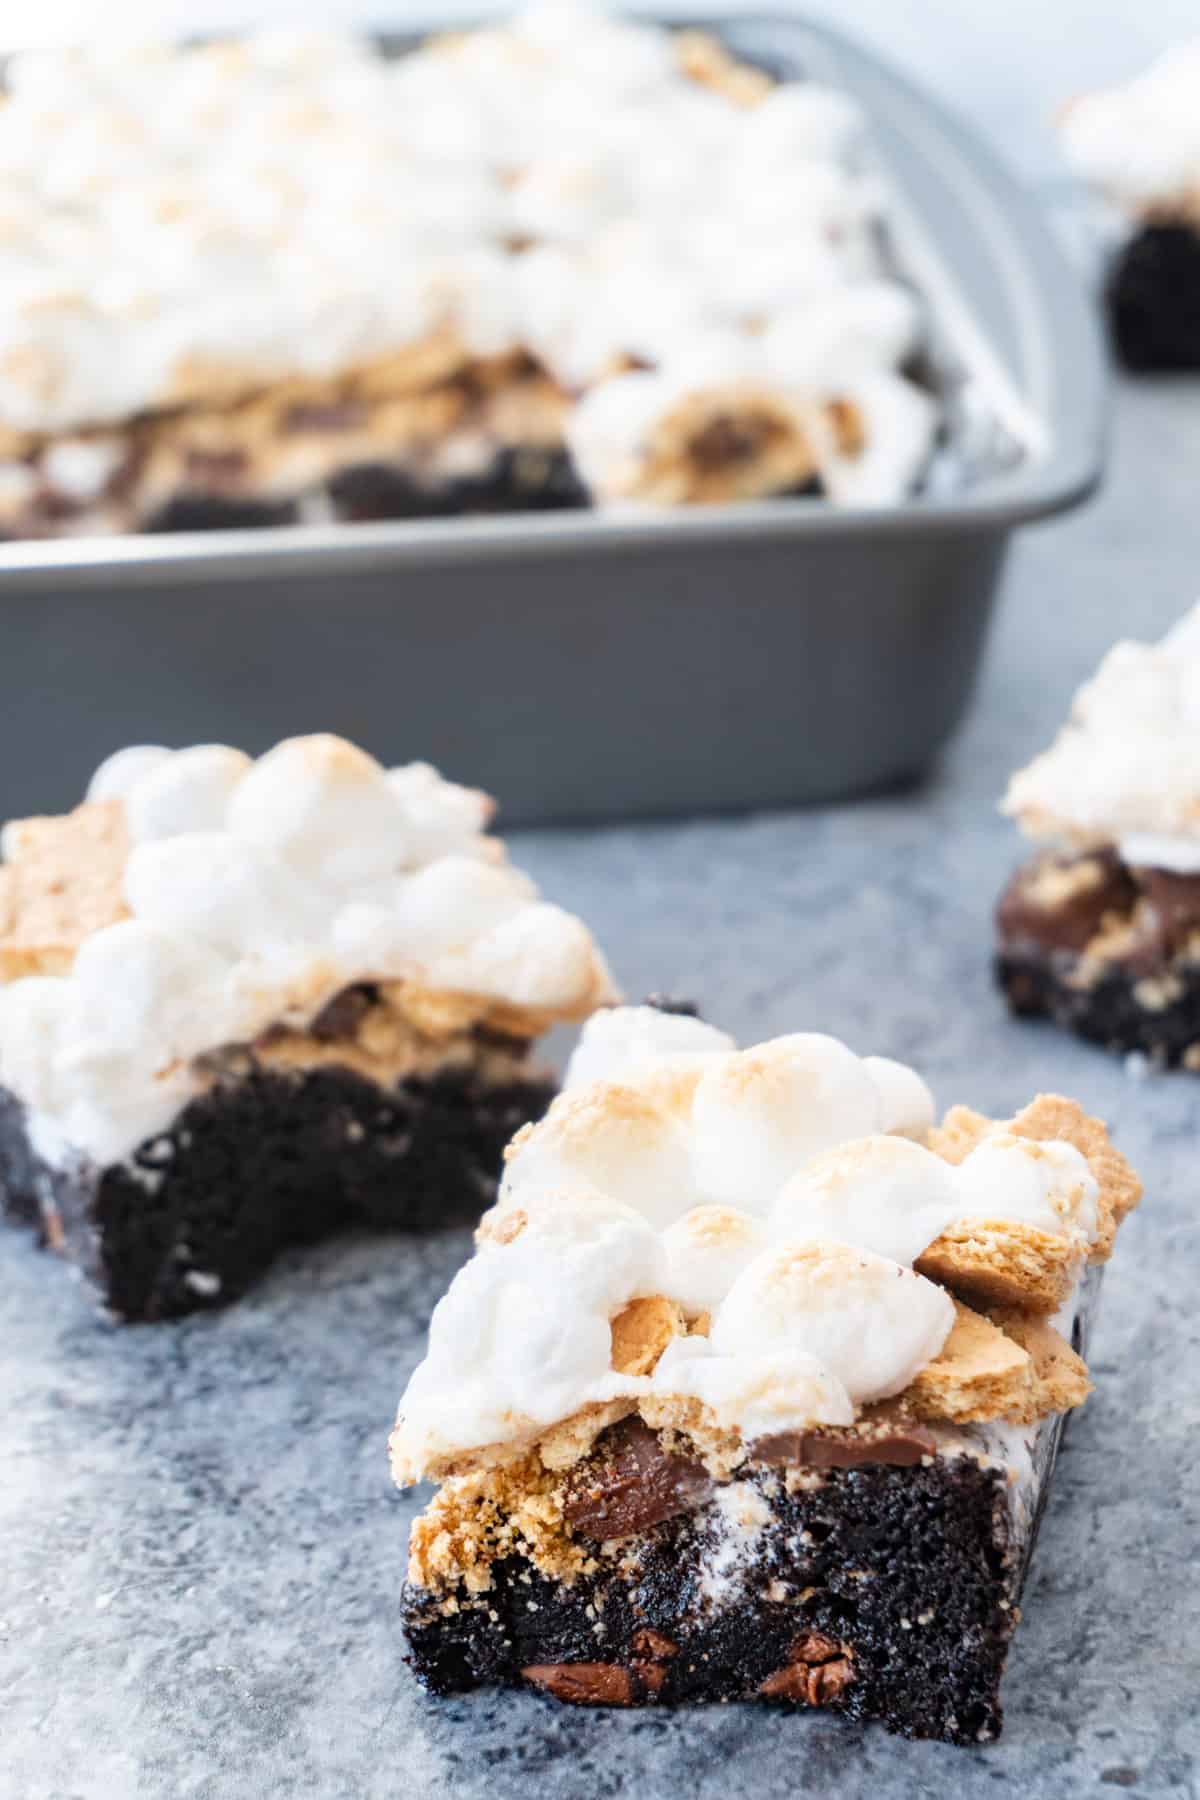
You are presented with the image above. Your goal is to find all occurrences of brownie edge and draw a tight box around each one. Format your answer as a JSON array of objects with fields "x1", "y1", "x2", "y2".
[
  {"x1": 401, "y1": 1454, "x2": 1018, "y2": 1745},
  {"x1": 0, "y1": 1060, "x2": 556, "y2": 1321}
]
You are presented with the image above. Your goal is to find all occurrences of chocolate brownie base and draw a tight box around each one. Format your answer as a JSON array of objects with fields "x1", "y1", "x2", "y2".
[
  {"x1": 995, "y1": 946, "x2": 1200, "y2": 1064},
  {"x1": 0, "y1": 1061, "x2": 556, "y2": 1321},
  {"x1": 402, "y1": 1454, "x2": 1019, "y2": 1744},
  {"x1": 1107, "y1": 223, "x2": 1200, "y2": 372}
]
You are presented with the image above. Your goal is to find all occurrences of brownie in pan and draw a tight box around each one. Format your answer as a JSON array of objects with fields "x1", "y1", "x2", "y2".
[
  {"x1": 1059, "y1": 44, "x2": 1200, "y2": 369},
  {"x1": 0, "y1": 8, "x2": 937, "y2": 538},
  {"x1": 393, "y1": 1006, "x2": 1139, "y2": 1743},
  {"x1": 997, "y1": 604, "x2": 1200, "y2": 1064},
  {"x1": 0, "y1": 736, "x2": 613, "y2": 1319}
]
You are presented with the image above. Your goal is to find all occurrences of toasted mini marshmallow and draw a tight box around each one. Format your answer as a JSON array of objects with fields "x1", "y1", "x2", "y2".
[
  {"x1": 660, "y1": 1205, "x2": 769, "y2": 1315},
  {"x1": 690, "y1": 1035, "x2": 884, "y2": 1213},
  {"x1": 710, "y1": 1238, "x2": 955, "y2": 1405},
  {"x1": 503, "y1": 1083, "x2": 695, "y2": 1230},
  {"x1": 564, "y1": 1003, "x2": 736, "y2": 1091},
  {"x1": 123, "y1": 745, "x2": 252, "y2": 842},
  {"x1": 771, "y1": 1135, "x2": 959, "y2": 1267}
]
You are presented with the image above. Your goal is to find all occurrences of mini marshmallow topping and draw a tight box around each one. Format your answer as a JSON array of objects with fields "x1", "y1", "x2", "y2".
[
  {"x1": 0, "y1": 5, "x2": 934, "y2": 510},
  {"x1": 0, "y1": 735, "x2": 612, "y2": 1167},
  {"x1": 1059, "y1": 42, "x2": 1200, "y2": 220},
  {"x1": 391, "y1": 1011, "x2": 1102, "y2": 1477},
  {"x1": 1003, "y1": 602, "x2": 1200, "y2": 872}
]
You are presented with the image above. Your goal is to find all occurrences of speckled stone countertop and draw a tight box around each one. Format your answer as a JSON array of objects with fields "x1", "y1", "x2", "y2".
[{"x1": 3, "y1": 374, "x2": 1198, "y2": 1799}]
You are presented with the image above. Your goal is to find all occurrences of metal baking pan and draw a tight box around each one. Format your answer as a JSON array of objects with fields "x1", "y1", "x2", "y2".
[{"x1": 0, "y1": 13, "x2": 1106, "y2": 827}]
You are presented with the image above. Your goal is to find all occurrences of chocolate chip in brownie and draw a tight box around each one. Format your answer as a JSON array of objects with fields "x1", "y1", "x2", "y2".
[
  {"x1": 759, "y1": 1633, "x2": 855, "y2": 1705},
  {"x1": 520, "y1": 1662, "x2": 635, "y2": 1705},
  {"x1": 750, "y1": 1422, "x2": 936, "y2": 1470},
  {"x1": 561, "y1": 1416, "x2": 714, "y2": 1539}
]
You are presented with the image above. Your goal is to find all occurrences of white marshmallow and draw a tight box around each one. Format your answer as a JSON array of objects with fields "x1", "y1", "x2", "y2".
[
  {"x1": 1004, "y1": 602, "x2": 1200, "y2": 861},
  {"x1": 124, "y1": 831, "x2": 328, "y2": 957},
  {"x1": 503, "y1": 1084, "x2": 695, "y2": 1231},
  {"x1": 124, "y1": 744, "x2": 251, "y2": 842},
  {"x1": 394, "y1": 1185, "x2": 665, "y2": 1474},
  {"x1": 227, "y1": 735, "x2": 409, "y2": 887},
  {"x1": 388, "y1": 856, "x2": 536, "y2": 961},
  {"x1": 564, "y1": 1003, "x2": 736, "y2": 1091},
  {"x1": 649, "y1": 1334, "x2": 854, "y2": 1441},
  {"x1": 1059, "y1": 41, "x2": 1200, "y2": 216},
  {"x1": 69, "y1": 919, "x2": 233, "y2": 1059},
  {"x1": 770, "y1": 1135, "x2": 960, "y2": 1267},
  {"x1": 660, "y1": 1205, "x2": 769, "y2": 1315},
  {"x1": 383, "y1": 763, "x2": 493, "y2": 865},
  {"x1": 861, "y1": 1054, "x2": 936, "y2": 1140},
  {"x1": 690, "y1": 1035, "x2": 884, "y2": 1213},
  {"x1": 0, "y1": 976, "x2": 78, "y2": 1112},
  {"x1": 954, "y1": 1135, "x2": 1100, "y2": 1245},
  {"x1": 86, "y1": 744, "x2": 172, "y2": 803},
  {"x1": 711, "y1": 1238, "x2": 955, "y2": 1405},
  {"x1": 449, "y1": 904, "x2": 607, "y2": 1011}
]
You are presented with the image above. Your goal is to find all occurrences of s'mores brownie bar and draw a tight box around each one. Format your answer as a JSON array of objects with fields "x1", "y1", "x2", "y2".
[
  {"x1": 393, "y1": 1007, "x2": 1138, "y2": 1744},
  {"x1": 0, "y1": 736, "x2": 613, "y2": 1319},
  {"x1": 0, "y1": 7, "x2": 936, "y2": 538},
  {"x1": 1059, "y1": 44, "x2": 1200, "y2": 369},
  {"x1": 997, "y1": 604, "x2": 1200, "y2": 1064}
]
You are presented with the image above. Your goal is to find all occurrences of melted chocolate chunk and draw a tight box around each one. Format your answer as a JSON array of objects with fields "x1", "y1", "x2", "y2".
[
  {"x1": 282, "y1": 400, "x2": 369, "y2": 434},
  {"x1": 759, "y1": 1635, "x2": 856, "y2": 1705},
  {"x1": 561, "y1": 1417, "x2": 713, "y2": 1539},
  {"x1": 995, "y1": 850, "x2": 1136, "y2": 956},
  {"x1": 689, "y1": 413, "x2": 776, "y2": 470},
  {"x1": 750, "y1": 1425, "x2": 936, "y2": 1470},
  {"x1": 520, "y1": 1662, "x2": 634, "y2": 1706},
  {"x1": 183, "y1": 447, "x2": 249, "y2": 488},
  {"x1": 309, "y1": 983, "x2": 378, "y2": 1042}
]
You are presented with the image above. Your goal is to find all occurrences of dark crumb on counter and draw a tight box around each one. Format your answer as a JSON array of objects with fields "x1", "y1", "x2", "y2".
[
  {"x1": 1107, "y1": 224, "x2": 1200, "y2": 372},
  {"x1": 0, "y1": 1061, "x2": 555, "y2": 1321}
]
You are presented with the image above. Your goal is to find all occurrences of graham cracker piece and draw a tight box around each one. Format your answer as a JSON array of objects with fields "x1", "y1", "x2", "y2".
[
  {"x1": 0, "y1": 800, "x2": 129, "y2": 980},
  {"x1": 1004, "y1": 1094, "x2": 1142, "y2": 1256},
  {"x1": 928, "y1": 1091, "x2": 1141, "y2": 1282},
  {"x1": 610, "y1": 1295, "x2": 685, "y2": 1376},
  {"x1": 927, "y1": 1104, "x2": 991, "y2": 1165},
  {"x1": 916, "y1": 1217, "x2": 1078, "y2": 1312},
  {"x1": 905, "y1": 1299, "x2": 1034, "y2": 1423},
  {"x1": 406, "y1": 1455, "x2": 590, "y2": 1597},
  {"x1": 988, "y1": 1305, "x2": 1092, "y2": 1417}
]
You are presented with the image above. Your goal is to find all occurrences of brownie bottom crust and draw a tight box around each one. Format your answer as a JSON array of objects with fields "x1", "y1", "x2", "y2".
[
  {"x1": 996, "y1": 945, "x2": 1200, "y2": 1065},
  {"x1": 1107, "y1": 223, "x2": 1200, "y2": 372},
  {"x1": 402, "y1": 1455, "x2": 1018, "y2": 1746},
  {"x1": 0, "y1": 1061, "x2": 555, "y2": 1322}
]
